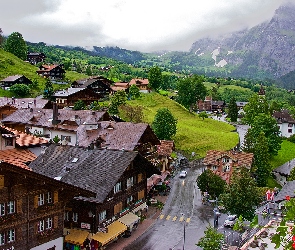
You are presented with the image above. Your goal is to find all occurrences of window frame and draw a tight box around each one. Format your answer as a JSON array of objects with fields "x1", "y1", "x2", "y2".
[
  {"x1": 7, "y1": 229, "x2": 15, "y2": 243},
  {"x1": 47, "y1": 192, "x2": 53, "y2": 204},
  {"x1": 0, "y1": 232, "x2": 5, "y2": 246},
  {"x1": 38, "y1": 220, "x2": 45, "y2": 232},
  {"x1": 114, "y1": 182, "x2": 122, "y2": 193},
  {"x1": 7, "y1": 201, "x2": 15, "y2": 214},
  {"x1": 38, "y1": 193, "x2": 45, "y2": 206},
  {"x1": 46, "y1": 217, "x2": 53, "y2": 229},
  {"x1": 126, "y1": 177, "x2": 134, "y2": 188},
  {"x1": 72, "y1": 212, "x2": 78, "y2": 223},
  {"x1": 99, "y1": 210, "x2": 106, "y2": 222},
  {"x1": 0, "y1": 203, "x2": 5, "y2": 216}
]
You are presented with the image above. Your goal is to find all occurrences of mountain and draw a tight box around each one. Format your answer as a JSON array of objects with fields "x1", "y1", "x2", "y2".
[{"x1": 189, "y1": 3, "x2": 295, "y2": 86}]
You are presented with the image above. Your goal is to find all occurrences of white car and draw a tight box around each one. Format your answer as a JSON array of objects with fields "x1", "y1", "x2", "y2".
[
  {"x1": 179, "y1": 170, "x2": 187, "y2": 178},
  {"x1": 223, "y1": 214, "x2": 237, "y2": 227}
]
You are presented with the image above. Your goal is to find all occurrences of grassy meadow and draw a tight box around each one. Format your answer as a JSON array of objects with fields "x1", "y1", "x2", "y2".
[{"x1": 128, "y1": 92, "x2": 239, "y2": 158}]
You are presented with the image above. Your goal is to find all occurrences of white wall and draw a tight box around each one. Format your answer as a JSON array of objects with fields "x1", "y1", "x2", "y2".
[
  {"x1": 30, "y1": 237, "x2": 63, "y2": 250},
  {"x1": 278, "y1": 123, "x2": 295, "y2": 138}
]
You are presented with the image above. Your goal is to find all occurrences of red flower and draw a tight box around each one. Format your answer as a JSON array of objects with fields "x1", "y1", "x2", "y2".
[
  {"x1": 292, "y1": 241, "x2": 295, "y2": 249},
  {"x1": 286, "y1": 195, "x2": 291, "y2": 201},
  {"x1": 292, "y1": 235, "x2": 295, "y2": 241}
]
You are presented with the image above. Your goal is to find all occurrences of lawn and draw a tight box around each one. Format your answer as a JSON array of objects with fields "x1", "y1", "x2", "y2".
[
  {"x1": 270, "y1": 140, "x2": 295, "y2": 169},
  {"x1": 128, "y1": 92, "x2": 239, "y2": 158}
]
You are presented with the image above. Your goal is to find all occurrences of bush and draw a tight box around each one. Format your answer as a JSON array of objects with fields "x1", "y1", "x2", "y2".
[{"x1": 9, "y1": 84, "x2": 30, "y2": 97}]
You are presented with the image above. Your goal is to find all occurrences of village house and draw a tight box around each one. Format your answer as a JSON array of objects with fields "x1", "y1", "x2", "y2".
[
  {"x1": 36, "y1": 64, "x2": 65, "y2": 80},
  {"x1": 272, "y1": 109, "x2": 295, "y2": 138},
  {"x1": 0, "y1": 97, "x2": 50, "y2": 120},
  {"x1": 273, "y1": 158, "x2": 295, "y2": 186},
  {"x1": 71, "y1": 76, "x2": 112, "y2": 97},
  {"x1": 0, "y1": 161, "x2": 95, "y2": 250},
  {"x1": 197, "y1": 96, "x2": 226, "y2": 113},
  {"x1": 110, "y1": 82, "x2": 130, "y2": 94},
  {"x1": 53, "y1": 88, "x2": 101, "y2": 109},
  {"x1": 0, "y1": 75, "x2": 32, "y2": 90},
  {"x1": 203, "y1": 150, "x2": 254, "y2": 183},
  {"x1": 129, "y1": 78, "x2": 150, "y2": 93},
  {"x1": 29, "y1": 144, "x2": 159, "y2": 249},
  {"x1": 156, "y1": 140, "x2": 175, "y2": 172},
  {"x1": 27, "y1": 52, "x2": 46, "y2": 65}
]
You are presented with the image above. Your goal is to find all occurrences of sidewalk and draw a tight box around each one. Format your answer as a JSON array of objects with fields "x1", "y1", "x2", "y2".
[{"x1": 106, "y1": 195, "x2": 168, "y2": 250}]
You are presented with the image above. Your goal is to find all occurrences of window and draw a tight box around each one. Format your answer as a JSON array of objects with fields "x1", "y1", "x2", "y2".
[
  {"x1": 212, "y1": 166, "x2": 217, "y2": 170},
  {"x1": 38, "y1": 219, "x2": 45, "y2": 232},
  {"x1": 72, "y1": 212, "x2": 78, "y2": 222},
  {"x1": 288, "y1": 123, "x2": 293, "y2": 127},
  {"x1": 126, "y1": 177, "x2": 134, "y2": 188},
  {"x1": 46, "y1": 217, "x2": 52, "y2": 229},
  {"x1": 0, "y1": 203, "x2": 5, "y2": 216},
  {"x1": 288, "y1": 129, "x2": 293, "y2": 133},
  {"x1": 5, "y1": 138, "x2": 13, "y2": 146},
  {"x1": 127, "y1": 196, "x2": 133, "y2": 204},
  {"x1": 99, "y1": 210, "x2": 106, "y2": 222},
  {"x1": 225, "y1": 165, "x2": 231, "y2": 172},
  {"x1": 114, "y1": 182, "x2": 122, "y2": 193},
  {"x1": 61, "y1": 135, "x2": 71, "y2": 142},
  {"x1": 7, "y1": 201, "x2": 15, "y2": 214},
  {"x1": 0, "y1": 232, "x2": 4, "y2": 245},
  {"x1": 47, "y1": 192, "x2": 53, "y2": 204},
  {"x1": 64, "y1": 211, "x2": 69, "y2": 221},
  {"x1": 7, "y1": 229, "x2": 15, "y2": 243},
  {"x1": 38, "y1": 193, "x2": 45, "y2": 206},
  {"x1": 222, "y1": 158, "x2": 230, "y2": 163}
]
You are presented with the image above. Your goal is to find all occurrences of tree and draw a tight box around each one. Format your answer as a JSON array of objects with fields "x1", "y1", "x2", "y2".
[
  {"x1": 118, "y1": 104, "x2": 144, "y2": 123},
  {"x1": 151, "y1": 108, "x2": 177, "y2": 140},
  {"x1": 9, "y1": 84, "x2": 30, "y2": 97},
  {"x1": 227, "y1": 97, "x2": 238, "y2": 122},
  {"x1": 243, "y1": 93, "x2": 270, "y2": 126},
  {"x1": 128, "y1": 84, "x2": 141, "y2": 100},
  {"x1": 85, "y1": 65, "x2": 92, "y2": 76},
  {"x1": 211, "y1": 86, "x2": 221, "y2": 101},
  {"x1": 176, "y1": 75, "x2": 207, "y2": 111},
  {"x1": 198, "y1": 111, "x2": 208, "y2": 120},
  {"x1": 243, "y1": 113, "x2": 282, "y2": 155},
  {"x1": 43, "y1": 79, "x2": 54, "y2": 100},
  {"x1": 4, "y1": 32, "x2": 28, "y2": 60},
  {"x1": 197, "y1": 170, "x2": 226, "y2": 199},
  {"x1": 196, "y1": 226, "x2": 224, "y2": 250},
  {"x1": 109, "y1": 90, "x2": 127, "y2": 115},
  {"x1": 0, "y1": 28, "x2": 3, "y2": 47},
  {"x1": 148, "y1": 66, "x2": 162, "y2": 91},
  {"x1": 73, "y1": 100, "x2": 86, "y2": 110},
  {"x1": 220, "y1": 167, "x2": 263, "y2": 221}
]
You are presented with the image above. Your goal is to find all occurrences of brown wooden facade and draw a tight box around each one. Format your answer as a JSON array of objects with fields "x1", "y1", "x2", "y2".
[
  {"x1": 0, "y1": 75, "x2": 32, "y2": 89},
  {"x1": 0, "y1": 162, "x2": 94, "y2": 250},
  {"x1": 36, "y1": 65, "x2": 65, "y2": 80},
  {"x1": 27, "y1": 53, "x2": 46, "y2": 65}
]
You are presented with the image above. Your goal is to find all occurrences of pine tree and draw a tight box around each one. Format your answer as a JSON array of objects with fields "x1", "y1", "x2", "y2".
[{"x1": 227, "y1": 97, "x2": 238, "y2": 122}]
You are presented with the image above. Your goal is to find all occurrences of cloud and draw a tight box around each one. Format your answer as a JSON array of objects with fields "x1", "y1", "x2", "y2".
[{"x1": 0, "y1": 0, "x2": 290, "y2": 52}]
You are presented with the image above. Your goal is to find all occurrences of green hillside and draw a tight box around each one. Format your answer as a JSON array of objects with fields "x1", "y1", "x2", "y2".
[{"x1": 128, "y1": 92, "x2": 239, "y2": 157}]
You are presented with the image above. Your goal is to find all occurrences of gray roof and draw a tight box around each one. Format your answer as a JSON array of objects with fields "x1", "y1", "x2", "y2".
[
  {"x1": 0, "y1": 97, "x2": 49, "y2": 109},
  {"x1": 273, "y1": 159, "x2": 295, "y2": 176},
  {"x1": 274, "y1": 180, "x2": 295, "y2": 203},
  {"x1": 29, "y1": 144, "x2": 146, "y2": 203},
  {"x1": 1, "y1": 75, "x2": 23, "y2": 82},
  {"x1": 53, "y1": 88, "x2": 85, "y2": 97}
]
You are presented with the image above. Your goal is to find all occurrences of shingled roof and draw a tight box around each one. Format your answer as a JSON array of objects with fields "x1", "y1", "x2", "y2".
[
  {"x1": 273, "y1": 159, "x2": 295, "y2": 176},
  {"x1": 274, "y1": 180, "x2": 295, "y2": 203},
  {"x1": 0, "y1": 97, "x2": 49, "y2": 109},
  {"x1": 0, "y1": 148, "x2": 36, "y2": 170},
  {"x1": 0, "y1": 126, "x2": 48, "y2": 147},
  {"x1": 273, "y1": 110, "x2": 295, "y2": 124},
  {"x1": 157, "y1": 140, "x2": 175, "y2": 156},
  {"x1": 53, "y1": 88, "x2": 85, "y2": 97},
  {"x1": 29, "y1": 144, "x2": 151, "y2": 203}
]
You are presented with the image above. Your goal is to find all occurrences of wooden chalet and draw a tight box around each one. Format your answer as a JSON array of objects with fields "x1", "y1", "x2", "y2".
[
  {"x1": 0, "y1": 161, "x2": 95, "y2": 250},
  {"x1": 203, "y1": 150, "x2": 254, "y2": 183},
  {"x1": 129, "y1": 78, "x2": 150, "y2": 93},
  {"x1": 29, "y1": 145, "x2": 159, "y2": 249},
  {"x1": 36, "y1": 64, "x2": 65, "y2": 80},
  {"x1": 27, "y1": 52, "x2": 46, "y2": 65},
  {"x1": 110, "y1": 82, "x2": 130, "y2": 94},
  {"x1": 197, "y1": 96, "x2": 225, "y2": 113},
  {"x1": 53, "y1": 87, "x2": 101, "y2": 108},
  {"x1": 0, "y1": 97, "x2": 50, "y2": 120},
  {"x1": 0, "y1": 75, "x2": 32, "y2": 90},
  {"x1": 71, "y1": 76, "x2": 113, "y2": 97}
]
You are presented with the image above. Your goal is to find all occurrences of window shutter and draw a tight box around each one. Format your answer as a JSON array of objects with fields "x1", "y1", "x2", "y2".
[
  {"x1": 138, "y1": 189, "x2": 145, "y2": 200},
  {"x1": 114, "y1": 202, "x2": 122, "y2": 214},
  {"x1": 34, "y1": 195, "x2": 39, "y2": 208},
  {"x1": 138, "y1": 173, "x2": 142, "y2": 183},
  {"x1": 17, "y1": 199, "x2": 22, "y2": 214},
  {"x1": 0, "y1": 175, "x2": 4, "y2": 188},
  {"x1": 53, "y1": 191, "x2": 58, "y2": 203},
  {"x1": 54, "y1": 215, "x2": 58, "y2": 229}
]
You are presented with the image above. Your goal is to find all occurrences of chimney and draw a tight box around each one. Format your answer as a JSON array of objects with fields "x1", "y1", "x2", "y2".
[{"x1": 52, "y1": 102, "x2": 60, "y2": 125}]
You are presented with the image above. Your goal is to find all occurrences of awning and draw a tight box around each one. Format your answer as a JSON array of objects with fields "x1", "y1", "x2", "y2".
[
  {"x1": 64, "y1": 229, "x2": 89, "y2": 245},
  {"x1": 118, "y1": 212, "x2": 140, "y2": 228},
  {"x1": 91, "y1": 221, "x2": 127, "y2": 246},
  {"x1": 132, "y1": 202, "x2": 148, "y2": 213}
]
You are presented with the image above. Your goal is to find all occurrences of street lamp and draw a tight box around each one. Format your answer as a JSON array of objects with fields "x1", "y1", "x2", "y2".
[{"x1": 181, "y1": 213, "x2": 186, "y2": 250}]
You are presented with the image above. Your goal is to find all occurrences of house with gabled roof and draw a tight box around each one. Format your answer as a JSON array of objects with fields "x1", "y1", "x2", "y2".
[
  {"x1": 0, "y1": 161, "x2": 95, "y2": 250},
  {"x1": 27, "y1": 52, "x2": 46, "y2": 65},
  {"x1": 129, "y1": 78, "x2": 150, "y2": 93},
  {"x1": 36, "y1": 64, "x2": 65, "y2": 79},
  {"x1": 71, "y1": 76, "x2": 112, "y2": 96},
  {"x1": 29, "y1": 144, "x2": 159, "y2": 248},
  {"x1": 273, "y1": 109, "x2": 295, "y2": 138},
  {"x1": 53, "y1": 87, "x2": 101, "y2": 108},
  {"x1": 273, "y1": 159, "x2": 295, "y2": 186},
  {"x1": 0, "y1": 75, "x2": 32, "y2": 89},
  {"x1": 110, "y1": 82, "x2": 130, "y2": 94},
  {"x1": 203, "y1": 150, "x2": 254, "y2": 183}
]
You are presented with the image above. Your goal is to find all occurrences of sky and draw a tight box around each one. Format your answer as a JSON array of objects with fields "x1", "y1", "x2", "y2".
[{"x1": 0, "y1": 0, "x2": 292, "y2": 52}]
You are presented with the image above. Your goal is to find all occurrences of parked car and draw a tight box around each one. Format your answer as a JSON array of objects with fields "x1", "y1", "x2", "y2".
[
  {"x1": 223, "y1": 214, "x2": 237, "y2": 227},
  {"x1": 179, "y1": 170, "x2": 187, "y2": 178}
]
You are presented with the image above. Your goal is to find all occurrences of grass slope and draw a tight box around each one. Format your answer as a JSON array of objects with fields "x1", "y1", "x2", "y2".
[{"x1": 128, "y1": 92, "x2": 239, "y2": 157}]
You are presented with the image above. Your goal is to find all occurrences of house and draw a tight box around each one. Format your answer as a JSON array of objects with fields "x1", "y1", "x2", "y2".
[
  {"x1": 236, "y1": 101, "x2": 248, "y2": 110},
  {"x1": 273, "y1": 159, "x2": 295, "y2": 186},
  {"x1": 53, "y1": 87, "x2": 101, "y2": 109},
  {"x1": 272, "y1": 110, "x2": 295, "y2": 138},
  {"x1": 29, "y1": 144, "x2": 159, "y2": 249},
  {"x1": 0, "y1": 97, "x2": 50, "y2": 120},
  {"x1": 36, "y1": 64, "x2": 65, "y2": 79},
  {"x1": 71, "y1": 76, "x2": 112, "y2": 96},
  {"x1": 157, "y1": 140, "x2": 175, "y2": 172},
  {"x1": 110, "y1": 82, "x2": 130, "y2": 94},
  {"x1": 129, "y1": 78, "x2": 150, "y2": 93},
  {"x1": 274, "y1": 180, "x2": 295, "y2": 210},
  {"x1": 203, "y1": 150, "x2": 254, "y2": 183},
  {"x1": 27, "y1": 52, "x2": 46, "y2": 65},
  {"x1": 0, "y1": 161, "x2": 95, "y2": 250},
  {"x1": 0, "y1": 75, "x2": 32, "y2": 89},
  {"x1": 197, "y1": 96, "x2": 226, "y2": 113}
]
